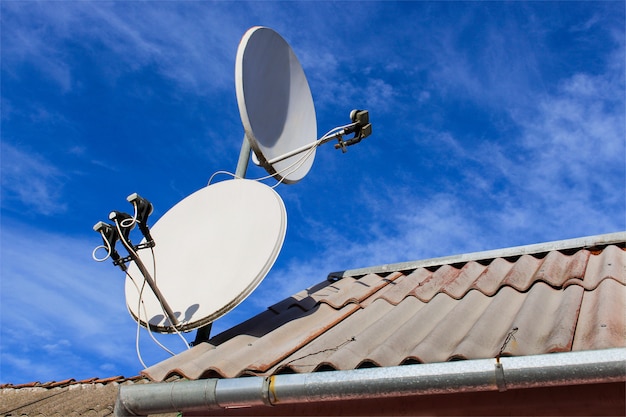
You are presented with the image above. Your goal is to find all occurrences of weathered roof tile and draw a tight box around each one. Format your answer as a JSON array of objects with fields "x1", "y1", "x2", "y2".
[
  {"x1": 142, "y1": 237, "x2": 626, "y2": 382},
  {"x1": 0, "y1": 376, "x2": 177, "y2": 417},
  {"x1": 367, "y1": 269, "x2": 426, "y2": 306},
  {"x1": 573, "y1": 278, "x2": 626, "y2": 350},
  {"x1": 500, "y1": 254, "x2": 543, "y2": 291}
]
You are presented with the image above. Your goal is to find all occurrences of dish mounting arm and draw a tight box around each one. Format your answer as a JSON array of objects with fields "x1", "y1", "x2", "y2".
[{"x1": 235, "y1": 109, "x2": 372, "y2": 179}]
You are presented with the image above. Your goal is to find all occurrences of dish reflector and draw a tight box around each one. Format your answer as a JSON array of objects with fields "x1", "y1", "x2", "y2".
[
  {"x1": 125, "y1": 179, "x2": 287, "y2": 333},
  {"x1": 236, "y1": 26, "x2": 317, "y2": 184}
]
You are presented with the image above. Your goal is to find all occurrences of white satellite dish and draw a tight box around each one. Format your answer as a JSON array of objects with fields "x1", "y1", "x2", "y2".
[
  {"x1": 123, "y1": 179, "x2": 286, "y2": 333},
  {"x1": 235, "y1": 26, "x2": 317, "y2": 184}
]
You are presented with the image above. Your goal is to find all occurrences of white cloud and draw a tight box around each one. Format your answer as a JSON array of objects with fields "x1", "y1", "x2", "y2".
[
  {"x1": 509, "y1": 71, "x2": 625, "y2": 223},
  {"x1": 2, "y1": 2, "x2": 240, "y2": 95},
  {"x1": 0, "y1": 142, "x2": 68, "y2": 215}
]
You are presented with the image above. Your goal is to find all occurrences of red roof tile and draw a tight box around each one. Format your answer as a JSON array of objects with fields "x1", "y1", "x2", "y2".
[{"x1": 143, "y1": 235, "x2": 626, "y2": 382}]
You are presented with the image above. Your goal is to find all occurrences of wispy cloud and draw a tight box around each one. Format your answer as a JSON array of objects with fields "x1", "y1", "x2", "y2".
[
  {"x1": 0, "y1": 220, "x2": 163, "y2": 383},
  {"x1": 2, "y1": 2, "x2": 240, "y2": 95},
  {"x1": 0, "y1": 142, "x2": 68, "y2": 215}
]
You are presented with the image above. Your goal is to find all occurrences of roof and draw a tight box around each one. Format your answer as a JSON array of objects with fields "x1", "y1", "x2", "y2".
[
  {"x1": 0, "y1": 376, "x2": 179, "y2": 417},
  {"x1": 143, "y1": 232, "x2": 626, "y2": 381}
]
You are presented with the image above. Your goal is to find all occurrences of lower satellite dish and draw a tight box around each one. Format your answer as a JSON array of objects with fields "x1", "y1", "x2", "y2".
[
  {"x1": 124, "y1": 179, "x2": 287, "y2": 333},
  {"x1": 236, "y1": 26, "x2": 317, "y2": 184}
]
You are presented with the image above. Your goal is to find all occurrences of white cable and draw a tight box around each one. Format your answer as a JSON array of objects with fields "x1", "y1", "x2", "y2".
[
  {"x1": 149, "y1": 245, "x2": 190, "y2": 350},
  {"x1": 92, "y1": 245, "x2": 110, "y2": 262},
  {"x1": 143, "y1": 247, "x2": 179, "y2": 354},
  {"x1": 114, "y1": 219, "x2": 190, "y2": 353},
  {"x1": 207, "y1": 125, "x2": 350, "y2": 187},
  {"x1": 270, "y1": 142, "x2": 319, "y2": 188},
  {"x1": 127, "y1": 270, "x2": 177, "y2": 363},
  {"x1": 250, "y1": 140, "x2": 319, "y2": 185},
  {"x1": 319, "y1": 122, "x2": 354, "y2": 140},
  {"x1": 208, "y1": 170, "x2": 241, "y2": 185},
  {"x1": 92, "y1": 229, "x2": 114, "y2": 261},
  {"x1": 120, "y1": 202, "x2": 139, "y2": 228},
  {"x1": 206, "y1": 146, "x2": 313, "y2": 187},
  {"x1": 127, "y1": 272, "x2": 149, "y2": 368}
]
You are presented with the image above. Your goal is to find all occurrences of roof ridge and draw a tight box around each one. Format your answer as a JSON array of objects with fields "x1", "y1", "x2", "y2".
[
  {"x1": 0, "y1": 375, "x2": 144, "y2": 390},
  {"x1": 328, "y1": 232, "x2": 625, "y2": 279},
  {"x1": 327, "y1": 245, "x2": 622, "y2": 305}
]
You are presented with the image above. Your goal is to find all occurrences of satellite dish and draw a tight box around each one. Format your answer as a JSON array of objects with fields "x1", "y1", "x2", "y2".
[
  {"x1": 236, "y1": 26, "x2": 317, "y2": 184},
  {"x1": 124, "y1": 179, "x2": 287, "y2": 333}
]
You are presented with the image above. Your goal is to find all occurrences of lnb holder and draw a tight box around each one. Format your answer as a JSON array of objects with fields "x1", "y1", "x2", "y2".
[
  {"x1": 93, "y1": 221, "x2": 127, "y2": 271},
  {"x1": 93, "y1": 193, "x2": 156, "y2": 271},
  {"x1": 127, "y1": 192, "x2": 155, "y2": 243},
  {"x1": 334, "y1": 109, "x2": 372, "y2": 153}
]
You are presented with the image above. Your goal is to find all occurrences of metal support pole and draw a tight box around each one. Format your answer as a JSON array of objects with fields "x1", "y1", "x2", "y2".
[
  {"x1": 130, "y1": 253, "x2": 180, "y2": 327},
  {"x1": 235, "y1": 135, "x2": 251, "y2": 179}
]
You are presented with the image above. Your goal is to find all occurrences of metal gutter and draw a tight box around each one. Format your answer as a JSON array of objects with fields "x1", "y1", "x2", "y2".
[
  {"x1": 328, "y1": 231, "x2": 626, "y2": 279},
  {"x1": 114, "y1": 348, "x2": 626, "y2": 416}
]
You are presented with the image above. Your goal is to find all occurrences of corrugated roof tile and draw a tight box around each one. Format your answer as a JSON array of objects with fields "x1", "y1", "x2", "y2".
[
  {"x1": 470, "y1": 257, "x2": 516, "y2": 295},
  {"x1": 272, "y1": 298, "x2": 396, "y2": 374},
  {"x1": 410, "y1": 264, "x2": 463, "y2": 302},
  {"x1": 453, "y1": 286, "x2": 527, "y2": 359},
  {"x1": 408, "y1": 289, "x2": 495, "y2": 363},
  {"x1": 147, "y1": 303, "x2": 361, "y2": 380},
  {"x1": 235, "y1": 303, "x2": 360, "y2": 376},
  {"x1": 573, "y1": 278, "x2": 626, "y2": 350},
  {"x1": 440, "y1": 261, "x2": 487, "y2": 299},
  {"x1": 576, "y1": 245, "x2": 625, "y2": 289},
  {"x1": 269, "y1": 279, "x2": 336, "y2": 313},
  {"x1": 366, "y1": 269, "x2": 427, "y2": 306},
  {"x1": 534, "y1": 249, "x2": 589, "y2": 287},
  {"x1": 142, "y1": 239, "x2": 626, "y2": 382},
  {"x1": 366, "y1": 294, "x2": 458, "y2": 366},
  {"x1": 143, "y1": 340, "x2": 216, "y2": 381},
  {"x1": 500, "y1": 254, "x2": 543, "y2": 291},
  {"x1": 503, "y1": 283, "x2": 582, "y2": 356},
  {"x1": 319, "y1": 273, "x2": 403, "y2": 308}
]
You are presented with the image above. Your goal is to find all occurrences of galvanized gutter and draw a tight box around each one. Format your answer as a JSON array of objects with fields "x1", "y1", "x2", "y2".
[
  {"x1": 114, "y1": 348, "x2": 626, "y2": 416},
  {"x1": 328, "y1": 231, "x2": 626, "y2": 279}
]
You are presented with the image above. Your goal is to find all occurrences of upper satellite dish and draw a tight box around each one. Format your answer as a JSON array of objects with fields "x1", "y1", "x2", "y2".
[
  {"x1": 124, "y1": 179, "x2": 287, "y2": 333},
  {"x1": 236, "y1": 26, "x2": 317, "y2": 184}
]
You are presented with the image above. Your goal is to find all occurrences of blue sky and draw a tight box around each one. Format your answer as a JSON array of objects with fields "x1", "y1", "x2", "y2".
[{"x1": 1, "y1": 1, "x2": 624, "y2": 385}]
